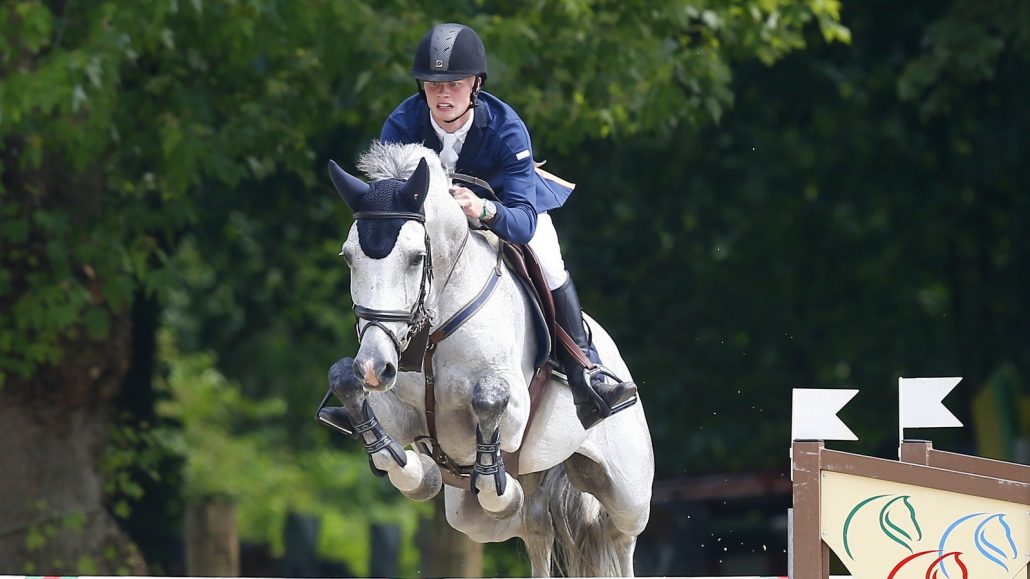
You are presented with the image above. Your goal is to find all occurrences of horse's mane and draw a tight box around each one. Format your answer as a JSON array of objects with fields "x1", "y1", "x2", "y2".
[{"x1": 356, "y1": 141, "x2": 435, "y2": 182}]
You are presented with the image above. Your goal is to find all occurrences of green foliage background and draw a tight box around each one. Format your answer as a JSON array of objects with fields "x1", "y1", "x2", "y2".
[{"x1": 2, "y1": 0, "x2": 1027, "y2": 575}]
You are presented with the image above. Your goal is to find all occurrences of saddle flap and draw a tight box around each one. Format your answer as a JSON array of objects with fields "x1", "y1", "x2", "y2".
[{"x1": 501, "y1": 242, "x2": 556, "y2": 367}]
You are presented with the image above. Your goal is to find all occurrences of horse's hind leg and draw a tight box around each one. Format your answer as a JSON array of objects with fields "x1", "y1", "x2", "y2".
[
  {"x1": 319, "y1": 357, "x2": 441, "y2": 501},
  {"x1": 443, "y1": 483, "x2": 557, "y2": 577},
  {"x1": 469, "y1": 374, "x2": 525, "y2": 519},
  {"x1": 521, "y1": 470, "x2": 557, "y2": 577},
  {"x1": 564, "y1": 452, "x2": 650, "y2": 576},
  {"x1": 613, "y1": 534, "x2": 638, "y2": 577}
]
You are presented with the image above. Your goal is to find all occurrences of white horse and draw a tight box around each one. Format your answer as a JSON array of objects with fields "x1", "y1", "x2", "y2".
[{"x1": 319, "y1": 142, "x2": 654, "y2": 576}]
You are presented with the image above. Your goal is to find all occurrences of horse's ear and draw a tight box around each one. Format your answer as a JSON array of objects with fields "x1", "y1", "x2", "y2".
[
  {"x1": 399, "y1": 158, "x2": 430, "y2": 211},
  {"x1": 328, "y1": 160, "x2": 369, "y2": 209}
]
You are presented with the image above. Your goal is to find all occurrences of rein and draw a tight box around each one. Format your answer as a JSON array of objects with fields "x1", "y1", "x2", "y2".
[{"x1": 450, "y1": 172, "x2": 497, "y2": 200}]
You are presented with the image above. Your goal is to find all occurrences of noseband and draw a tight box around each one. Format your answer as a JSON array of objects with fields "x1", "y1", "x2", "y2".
[{"x1": 350, "y1": 210, "x2": 434, "y2": 364}]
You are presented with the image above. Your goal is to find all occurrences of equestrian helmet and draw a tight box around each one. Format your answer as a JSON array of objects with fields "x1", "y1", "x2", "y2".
[{"x1": 412, "y1": 23, "x2": 488, "y2": 83}]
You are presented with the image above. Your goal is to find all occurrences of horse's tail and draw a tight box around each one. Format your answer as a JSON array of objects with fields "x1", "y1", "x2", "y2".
[{"x1": 523, "y1": 463, "x2": 622, "y2": 577}]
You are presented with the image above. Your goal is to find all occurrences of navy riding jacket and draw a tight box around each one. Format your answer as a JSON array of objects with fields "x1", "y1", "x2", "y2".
[{"x1": 380, "y1": 91, "x2": 573, "y2": 245}]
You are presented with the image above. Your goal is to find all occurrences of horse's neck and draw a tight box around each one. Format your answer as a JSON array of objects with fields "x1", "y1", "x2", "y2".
[
  {"x1": 425, "y1": 213, "x2": 501, "y2": 326},
  {"x1": 422, "y1": 181, "x2": 508, "y2": 318},
  {"x1": 435, "y1": 230, "x2": 502, "y2": 317}
]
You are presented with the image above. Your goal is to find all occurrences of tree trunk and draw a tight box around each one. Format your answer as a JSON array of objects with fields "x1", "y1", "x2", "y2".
[
  {"x1": 185, "y1": 501, "x2": 239, "y2": 576},
  {"x1": 0, "y1": 313, "x2": 146, "y2": 574}
]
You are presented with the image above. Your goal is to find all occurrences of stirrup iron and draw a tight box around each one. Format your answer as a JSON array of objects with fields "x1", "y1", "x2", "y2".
[{"x1": 587, "y1": 365, "x2": 638, "y2": 414}]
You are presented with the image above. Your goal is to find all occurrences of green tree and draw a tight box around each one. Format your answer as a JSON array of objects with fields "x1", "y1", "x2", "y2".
[
  {"x1": 0, "y1": 0, "x2": 845, "y2": 572},
  {"x1": 557, "y1": 0, "x2": 1029, "y2": 475}
]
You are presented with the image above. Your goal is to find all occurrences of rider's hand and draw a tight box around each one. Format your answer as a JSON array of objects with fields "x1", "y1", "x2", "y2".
[{"x1": 449, "y1": 186, "x2": 485, "y2": 222}]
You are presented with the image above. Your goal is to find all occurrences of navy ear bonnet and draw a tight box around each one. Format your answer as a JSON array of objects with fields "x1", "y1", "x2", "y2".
[
  {"x1": 327, "y1": 158, "x2": 430, "y2": 259},
  {"x1": 354, "y1": 179, "x2": 420, "y2": 259}
]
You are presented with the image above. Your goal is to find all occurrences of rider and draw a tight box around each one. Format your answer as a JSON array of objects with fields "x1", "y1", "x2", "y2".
[{"x1": 379, "y1": 23, "x2": 637, "y2": 429}]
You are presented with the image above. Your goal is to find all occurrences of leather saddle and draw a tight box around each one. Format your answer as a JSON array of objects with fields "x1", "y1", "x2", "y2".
[{"x1": 499, "y1": 241, "x2": 556, "y2": 372}]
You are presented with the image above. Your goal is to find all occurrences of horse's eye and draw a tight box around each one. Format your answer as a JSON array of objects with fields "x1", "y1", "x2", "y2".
[{"x1": 409, "y1": 253, "x2": 425, "y2": 268}]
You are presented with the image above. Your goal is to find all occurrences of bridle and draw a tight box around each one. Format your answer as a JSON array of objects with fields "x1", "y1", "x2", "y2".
[
  {"x1": 349, "y1": 209, "x2": 434, "y2": 366},
  {"x1": 350, "y1": 172, "x2": 495, "y2": 368},
  {"x1": 349, "y1": 206, "x2": 475, "y2": 372}
]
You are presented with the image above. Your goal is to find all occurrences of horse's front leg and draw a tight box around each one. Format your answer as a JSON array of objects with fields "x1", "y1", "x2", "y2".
[
  {"x1": 318, "y1": 357, "x2": 441, "y2": 501},
  {"x1": 470, "y1": 374, "x2": 525, "y2": 519}
]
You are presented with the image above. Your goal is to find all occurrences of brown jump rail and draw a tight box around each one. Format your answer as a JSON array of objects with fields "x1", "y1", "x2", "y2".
[{"x1": 900, "y1": 439, "x2": 1030, "y2": 483}]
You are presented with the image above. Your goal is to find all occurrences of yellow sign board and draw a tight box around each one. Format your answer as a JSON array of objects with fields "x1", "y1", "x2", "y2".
[{"x1": 821, "y1": 471, "x2": 1028, "y2": 579}]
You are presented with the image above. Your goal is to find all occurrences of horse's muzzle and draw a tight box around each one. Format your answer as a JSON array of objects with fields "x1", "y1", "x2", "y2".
[{"x1": 354, "y1": 356, "x2": 397, "y2": 391}]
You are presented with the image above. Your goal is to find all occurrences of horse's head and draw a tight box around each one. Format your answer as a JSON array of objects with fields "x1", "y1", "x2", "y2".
[{"x1": 328, "y1": 152, "x2": 436, "y2": 391}]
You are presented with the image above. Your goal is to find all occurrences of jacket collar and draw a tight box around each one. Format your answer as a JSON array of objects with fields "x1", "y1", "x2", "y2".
[{"x1": 459, "y1": 99, "x2": 489, "y2": 168}]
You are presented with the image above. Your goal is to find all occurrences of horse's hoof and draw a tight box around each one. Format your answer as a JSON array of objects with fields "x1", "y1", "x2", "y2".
[
  {"x1": 328, "y1": 357, "x2": 359, "y2": 400},
  {"x1": 401, "y1": 453, "x2": 442, "y2": 502},
  {"x1": 482, "y1": 477, "x2": 524, "y2": 521}
]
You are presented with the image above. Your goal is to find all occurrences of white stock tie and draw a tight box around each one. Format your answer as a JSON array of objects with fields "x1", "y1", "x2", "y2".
[{"x1": 439, "y1": 132, "x2": 460, "y2": 173}]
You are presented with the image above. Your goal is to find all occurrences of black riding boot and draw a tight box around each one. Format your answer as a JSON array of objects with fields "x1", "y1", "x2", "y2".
[{"x1": 552, "y1": 276, "x2": 638, "y2": 429}]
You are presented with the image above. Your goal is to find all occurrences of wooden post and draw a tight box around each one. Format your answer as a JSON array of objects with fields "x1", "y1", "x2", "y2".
[
  {"x1": 185, "y1": 500, "x2": 239, "y2": 576},
  {"x1": 790, "y1": 441, "x2": 828, "y2": 579},
  {"x1": 899, "y1": 439, "x2": 932, "y2": 465}
]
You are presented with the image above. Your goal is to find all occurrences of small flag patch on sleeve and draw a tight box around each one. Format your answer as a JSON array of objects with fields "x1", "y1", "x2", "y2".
[{"x1": 515, "y1": 149, "x2": 531, "y2": 161}]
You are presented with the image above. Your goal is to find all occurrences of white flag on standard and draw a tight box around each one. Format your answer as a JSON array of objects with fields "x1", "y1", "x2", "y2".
[
  {"x1": 791, "y1": 388, "x2": 859, "y2": 441},
  {"x1": 899, "y1": 377, "x2": 963, "y2": 429}
]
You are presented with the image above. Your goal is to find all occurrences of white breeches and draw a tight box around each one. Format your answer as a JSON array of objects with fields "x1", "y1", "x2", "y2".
[{"x1": 527, "y1": 212, "x2": 568, "y2": 291}]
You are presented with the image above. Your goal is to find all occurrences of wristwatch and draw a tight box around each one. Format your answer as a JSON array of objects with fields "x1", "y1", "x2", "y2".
[{"x1": 480, "y1": 200, "x2": 497, "y2": 223}]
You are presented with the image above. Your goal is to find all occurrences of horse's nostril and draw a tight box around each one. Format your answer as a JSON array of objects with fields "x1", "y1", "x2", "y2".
[
  {"x1": 381, "y1": 363, "x2": 397, "y2": 382},
  {"x1": 352, "y1": 359, "x2": 363, "y2": 378}
]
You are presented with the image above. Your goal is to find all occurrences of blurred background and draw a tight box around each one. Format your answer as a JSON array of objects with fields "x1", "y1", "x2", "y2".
[{"x1": 1, "y1": 0, "x2": 1027, "y2": 576}]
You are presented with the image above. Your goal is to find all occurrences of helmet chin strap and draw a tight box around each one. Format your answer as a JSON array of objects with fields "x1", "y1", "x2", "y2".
[
  {"x1": 440, "y1": 104, "x2": 473, "y2": 126},
  {"x1": 436, "y1": 78, "x2": 482, "y2": 126}
]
